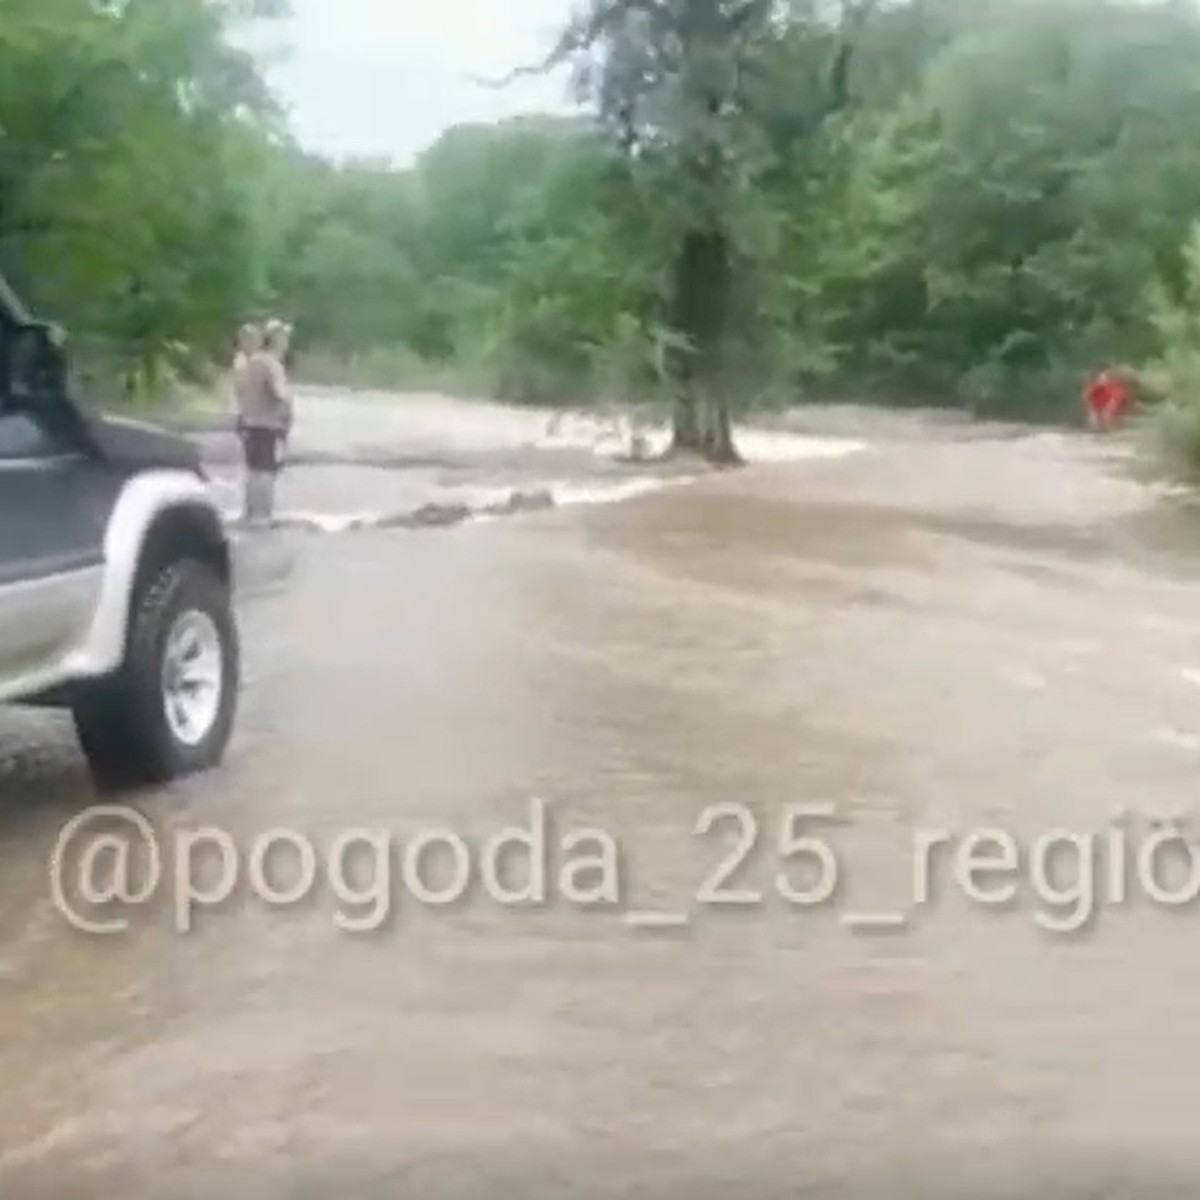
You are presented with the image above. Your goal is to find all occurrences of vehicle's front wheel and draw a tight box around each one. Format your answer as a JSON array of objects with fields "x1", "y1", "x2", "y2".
[{"x1": 73, "y1": 558, "x2": 240, "y2": 792}]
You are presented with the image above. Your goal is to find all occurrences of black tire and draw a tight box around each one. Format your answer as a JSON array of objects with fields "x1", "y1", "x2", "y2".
[{"x1": 73, "y1": 558, "x2": 240, "y2": 792}]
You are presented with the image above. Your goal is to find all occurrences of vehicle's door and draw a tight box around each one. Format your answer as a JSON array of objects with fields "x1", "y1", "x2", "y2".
[{"x1": 0, "y1": 342, "x2": 110, "y2": 697}]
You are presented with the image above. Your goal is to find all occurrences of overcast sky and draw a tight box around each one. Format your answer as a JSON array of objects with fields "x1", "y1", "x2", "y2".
[{"x1": 261, "y1": 0, "x2": 581, "y2": 165}]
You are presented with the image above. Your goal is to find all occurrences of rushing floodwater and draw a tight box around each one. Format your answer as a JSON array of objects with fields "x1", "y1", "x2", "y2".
[
  {"x1": 6, "y1": 394, "x2": 1200, "y2": 1197},
  {"x1": 204, "y1": 390, "x2": 868, "y2": 532}
]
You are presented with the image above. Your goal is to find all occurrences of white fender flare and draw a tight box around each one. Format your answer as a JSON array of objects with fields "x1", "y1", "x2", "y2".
[{"x1": 62, "y1": 469, "x2": 225, "y2": 679}]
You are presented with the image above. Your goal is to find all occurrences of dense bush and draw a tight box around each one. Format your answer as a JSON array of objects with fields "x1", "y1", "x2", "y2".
[{"x1": 1136, "y1": 224, "x2": 1200, "y2": 481}]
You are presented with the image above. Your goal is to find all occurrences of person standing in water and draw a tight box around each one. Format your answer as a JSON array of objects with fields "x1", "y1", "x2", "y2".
[
  {"x1": 264, "y1": 319, "x2": 295, "y2": 463},
  {"x1": 232, "y1": 319, "x2": 294, "y2": 525},
  {"x1": 1082, "y1": 367, "x2": 1132, "y2": 433}
]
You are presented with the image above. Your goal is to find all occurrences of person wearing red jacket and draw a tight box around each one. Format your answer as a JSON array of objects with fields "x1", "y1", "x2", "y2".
[{"x1": 1083, "y1": 368, "x2": 1131, "y2": 433}]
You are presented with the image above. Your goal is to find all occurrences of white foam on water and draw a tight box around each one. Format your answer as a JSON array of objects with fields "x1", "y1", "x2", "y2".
[
  {"x1": 733, "y1": 430, "x2": 867, "y2": 463},
  {"x1": 1151, "y1": 728, "x2": 1200, "y2": 753},
  {"x1": 457, "y1": 484, "x2": 543, "y2": 510},
  {"x1": 1148, "y1": 482, "x2": 1195, "y2": 501},
  {"x1": 283, "y1": 511, "x2": 381, "y2": 534},
  {"x1": 220, "y1": 508, "x2": 384, "y2": 534},
  {"x1": 550, "y1": 475, "x2": 696, "y2": 507},
  {"x1": 218, "y1": 473, "x2": 687, "y2": 535},
  {"x1": 213, "y1": 411, "x2": 865, "y2": 537},
  {"x1": 537, "y1": 418, "x2": 866, "y2": 465}
]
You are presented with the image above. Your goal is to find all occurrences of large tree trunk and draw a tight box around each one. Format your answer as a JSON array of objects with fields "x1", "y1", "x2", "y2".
[
  {"x1": 702, "y1": 388, "x2": 740, "y2": 465},
  {"x1": 665, "y1": 231, "x2": 704, "y2": 455},
  {"x1": 671, "y1": 382, "x2": 703, "y2": 453},
  {"x1": 666, "y1": 227, "x2": 742, "y2": 464}
]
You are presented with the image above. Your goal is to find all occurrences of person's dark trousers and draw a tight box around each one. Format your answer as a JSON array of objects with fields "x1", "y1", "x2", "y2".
[{"x1": 239, "y1": 426, "x2": 282, "y2": 525}]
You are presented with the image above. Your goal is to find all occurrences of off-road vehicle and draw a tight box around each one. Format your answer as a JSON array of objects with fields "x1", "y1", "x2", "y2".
[{"x1": 0, "y1": 274, "x2": 239, "y2": 789}]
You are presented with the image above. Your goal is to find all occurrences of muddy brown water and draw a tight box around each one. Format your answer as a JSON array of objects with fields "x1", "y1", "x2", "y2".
[{"x1": 4, "y1": 403, "x2": 1200, "y2": 1197}]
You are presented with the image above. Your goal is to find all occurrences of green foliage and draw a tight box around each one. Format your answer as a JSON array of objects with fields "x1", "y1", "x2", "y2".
[
  {"x1": 0, "y1": 0, "x2": 284, "y2": 404},
  {"x1": 801, "y1": 0, "x2": 1200, "y2": 417},
  {"x1": 263, "y1": 115, "x2": 672, "y2": 406},
  {"x1": 263, "y1": 0, "x2": 1200, "y2": 427},
  {"x1": 8, "y1": 0, "x2": 1200, "y2": 436},
  {"x1": 1138, "y1": 223, "x2": 1200, "y2": 482}
]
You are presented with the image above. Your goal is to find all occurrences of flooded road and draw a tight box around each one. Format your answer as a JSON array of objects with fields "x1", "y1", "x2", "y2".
[{"x1": 4, "y1": 397, "x2": 1200, "y2": 1197}]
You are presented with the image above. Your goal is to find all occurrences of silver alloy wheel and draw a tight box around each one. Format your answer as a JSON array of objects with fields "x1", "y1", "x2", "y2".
[{"x1": 161, "y1": 609, "x2": 224, "y2": 748}]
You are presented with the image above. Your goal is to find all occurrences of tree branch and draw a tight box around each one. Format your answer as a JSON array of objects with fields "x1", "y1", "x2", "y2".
[
  {"x1": 474, "y1": 0, "x2": 676, "y2": 87},
  {"x1": 727, "y1": 0, "x2": 774, "y2": 35}
]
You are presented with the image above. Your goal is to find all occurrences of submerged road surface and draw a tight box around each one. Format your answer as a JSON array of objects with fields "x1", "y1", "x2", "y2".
[{"x1": 3, "y1": 397, "x2": 1200, "y2": 1197}]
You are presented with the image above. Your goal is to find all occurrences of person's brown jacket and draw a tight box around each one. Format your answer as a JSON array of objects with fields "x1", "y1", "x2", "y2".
[{"x1": 233, "y1": 350, "x2": 292, "y2": 433}]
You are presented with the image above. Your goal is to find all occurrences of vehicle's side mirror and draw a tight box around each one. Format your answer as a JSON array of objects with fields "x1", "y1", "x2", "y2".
[{"x1": 5, "y1": 322, "x2": 67, "y2": 409}]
